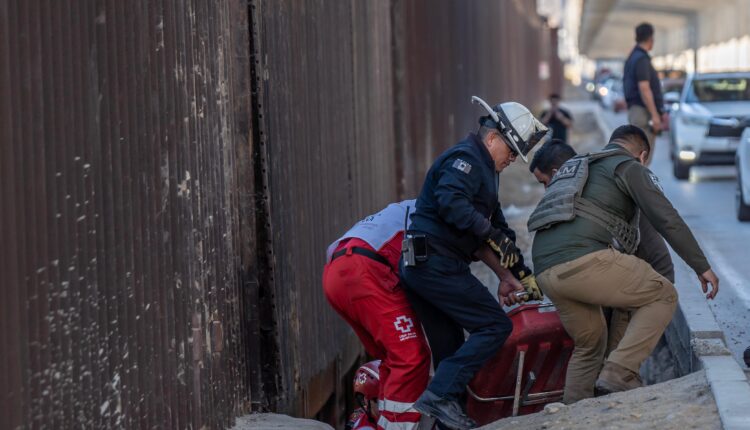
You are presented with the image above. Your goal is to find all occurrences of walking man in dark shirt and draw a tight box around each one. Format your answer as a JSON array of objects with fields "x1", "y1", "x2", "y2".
[
  {"x1": 540, "y1": 94, "x2": 573, "y2": 143},
  {"x1": 624, "y1": 22, "x2": 662, "y2": 164}
]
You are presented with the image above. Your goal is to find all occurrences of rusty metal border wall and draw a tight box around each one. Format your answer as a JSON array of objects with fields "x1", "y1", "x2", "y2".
[
  {"x1": 1, "y1": 1, "x2": 252, "y2": 428},
  {"x1": 1, "y1": 1, "x2": 561, "y2": 428},
  {"x1": 248, "y1": 0, "x2": 397, "y2": 421},
  {"x1": 249, "y1": 0, "x2": 559, "y2": 425},
  {"x1": 392, "y1": 0, "x2": 556, "y2": 196}
]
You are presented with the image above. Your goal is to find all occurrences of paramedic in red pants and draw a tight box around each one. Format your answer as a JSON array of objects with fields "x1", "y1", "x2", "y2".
[{"x1": 323, "y1": 200, "x2": 430, "y2": 430}]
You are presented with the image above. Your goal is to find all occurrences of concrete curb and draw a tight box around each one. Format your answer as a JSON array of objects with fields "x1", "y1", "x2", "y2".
[
  {"x1": 590, "y1": 103, "x2": 750, "y2": 430},
  {"x1": 703, "y1": 356, "x2": 750, "y2": 430},
  {"x1": 672, "y1": 254, "x2": 750, "y2": 430}
]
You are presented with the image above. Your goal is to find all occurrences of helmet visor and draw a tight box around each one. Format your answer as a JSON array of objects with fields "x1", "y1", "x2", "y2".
[
  {"x1": 496, "y1": 108, "x2": 550, "y2": 162},
  {"x1": 525, "y1": 127, "x2": 551, "y2": 155}
]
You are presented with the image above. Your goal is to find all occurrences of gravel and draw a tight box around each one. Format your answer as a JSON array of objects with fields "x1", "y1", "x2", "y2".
[{"x1": 479, "y1": 370, "x2": 719, "y2": 430}]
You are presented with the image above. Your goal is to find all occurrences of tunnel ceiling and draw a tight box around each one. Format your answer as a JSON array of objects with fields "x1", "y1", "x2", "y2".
[{"x1": 579, "y1": 0, "x2": 710, "y2": 60}]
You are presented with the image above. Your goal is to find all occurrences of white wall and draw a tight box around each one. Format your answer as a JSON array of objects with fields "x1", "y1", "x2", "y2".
[{"x1": 655, "y1": 0, "x2": 750, "y2": 73}]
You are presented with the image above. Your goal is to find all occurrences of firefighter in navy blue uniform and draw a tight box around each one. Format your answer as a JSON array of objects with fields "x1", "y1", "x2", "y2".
[{"x1": 400, "y1": 97, "x2": 549, "y2": 430}]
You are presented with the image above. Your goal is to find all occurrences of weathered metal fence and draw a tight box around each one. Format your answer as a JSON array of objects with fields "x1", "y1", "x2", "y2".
[
  {"x1": 392, "y1": 0, "x2": 558, "y2": 196},
  {"x1": 247, "y1": 0, "x2": 398, "y2": 420},
  {"x1": 1, "y1": 1, "x2": 252, "y2": 428},
  {"x1": 248, "y1": 0, "x2": 559, "y2": 426},
  {"x1": 2, "y1": 0, "x2": 560, "y2": 428}
]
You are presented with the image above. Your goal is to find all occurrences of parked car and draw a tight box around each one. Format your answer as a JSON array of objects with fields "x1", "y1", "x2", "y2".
[
  {"x1": 661, "y1": 78, "x2": 685, "y2": 128},
  {"x1": 737, "y1": 128, "x2": 750, "y2": 221},
  {"x1": 669, "y1": 72, "x2": 750, "y2": 180},
  {"x1": 599, "y1": 79, "x2": 618, "y2": 109},
  {"x1": 661, "y1": 78, "x2": 685, "y2": 114},
  {"x1": 592, "y1": 69, "x2": 615, "y2": 102},
  {"x1": 599, "y1": 78, "x2": 627, "y2": 113}
]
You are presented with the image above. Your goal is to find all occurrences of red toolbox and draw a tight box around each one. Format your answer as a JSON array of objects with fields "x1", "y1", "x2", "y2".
[{"x1": 466, "y1": 303, "x2": 574, "y2": 425}]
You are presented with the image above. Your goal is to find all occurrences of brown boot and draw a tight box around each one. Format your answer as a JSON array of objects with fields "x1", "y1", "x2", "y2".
[{"x1": 595, "y1": 361, "x2": 643, "y2": 395}]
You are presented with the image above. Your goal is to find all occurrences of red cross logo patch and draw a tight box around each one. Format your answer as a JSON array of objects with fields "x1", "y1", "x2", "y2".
[{"x1": 394, "y1": 315, "x2": 414, "y2": 334}]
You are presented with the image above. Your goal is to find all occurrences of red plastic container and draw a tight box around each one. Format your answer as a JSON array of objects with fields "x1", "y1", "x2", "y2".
[{"x1": 466, "y1": 303, "x2": 574, "y2": 425}]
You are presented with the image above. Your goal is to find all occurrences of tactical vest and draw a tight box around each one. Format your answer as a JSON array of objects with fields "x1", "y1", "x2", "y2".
[{"x1": 528, "y1": 150, "x2": 641, "y2": 254}]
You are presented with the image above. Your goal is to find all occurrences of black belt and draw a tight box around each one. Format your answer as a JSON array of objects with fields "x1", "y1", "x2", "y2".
[
  {"x1": 331, "y1": 246, "x2": 391, "y2": 267},
  {"x1": 404, "y1": 231, "x2": 465, "y2": 262}
]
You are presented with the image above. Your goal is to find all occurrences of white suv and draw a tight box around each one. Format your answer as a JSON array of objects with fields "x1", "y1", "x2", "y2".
[
  {"x1": 737, "y1": 128, "x2": 750, "y2": 221},
  {"x1": 669, "y1": 73, "x2": 750, "y2": 180}
]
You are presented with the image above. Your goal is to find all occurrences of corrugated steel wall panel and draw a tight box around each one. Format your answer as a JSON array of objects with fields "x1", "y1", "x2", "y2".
[
  {"x1": 2, "y1": 0, "x2": 560, "y2": 427},
  {"x1": 249, "y1": 0, "x2": 397, "y2": 417},
  {"x1": 0, "y1": 0, "x2": 252, "y2": 428},
  {"x1": 249, "y1": 0, "x2": 557, "y2": 422},
  {"x1": 393, "y1": 0, "x2": 554, "y2": 197}
]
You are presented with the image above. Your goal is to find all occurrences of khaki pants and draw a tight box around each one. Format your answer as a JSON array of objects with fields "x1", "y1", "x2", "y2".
[
  {"x1": 537, "y1": 248, "x2": 677, "y2": 404},
  {"x1": 627, "y1": 105, "x2": 655, "y2": 165},
  {"x1": 606, "y1": 308, "x2": 631, "y2": 356}
]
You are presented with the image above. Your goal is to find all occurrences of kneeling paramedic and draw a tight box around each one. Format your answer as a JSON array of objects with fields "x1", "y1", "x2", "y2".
[
  {"x1": 323, "y1": 201, "x2": 430, "y2": 430},
  {"x1": 529, "y1": 125, "x2": 719, "y2": 404},
  {"x1": 400, "y1": 96, "x2": 548, "y2": 430}
]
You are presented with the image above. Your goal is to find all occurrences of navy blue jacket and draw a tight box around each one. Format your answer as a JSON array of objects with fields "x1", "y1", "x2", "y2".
[{"x1": 409, "y1": 133, "x2": 522, "y2": 265}]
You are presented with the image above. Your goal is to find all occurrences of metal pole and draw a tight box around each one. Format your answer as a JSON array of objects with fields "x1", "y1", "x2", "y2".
[
  {"x1": 689, "y1": 13, "x2": 699, "y2": 73},
  {"x1": 512, "y1": 350, "x2": 526, "y2": 417}
]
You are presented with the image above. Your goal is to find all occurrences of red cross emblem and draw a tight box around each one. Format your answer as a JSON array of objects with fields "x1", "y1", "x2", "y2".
[{"x1": 394, "y1": 315, "x2": 414, "y2": 334}]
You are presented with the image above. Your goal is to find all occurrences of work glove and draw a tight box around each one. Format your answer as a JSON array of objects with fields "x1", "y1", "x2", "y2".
[
  {"x1": 487, "y1": 229, "x2": 520, "y2": 268},
  {"x1": 517, "y1": 269, "x2": 543, "y2": 301}
]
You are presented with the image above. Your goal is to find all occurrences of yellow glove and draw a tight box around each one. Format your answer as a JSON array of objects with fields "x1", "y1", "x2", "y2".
[
  {"x1": 487, "y1": 230, "x2": 520, "y2": 268},
  {"x1": 519, "y1": 272, "x2": 543, "y2": 301}
]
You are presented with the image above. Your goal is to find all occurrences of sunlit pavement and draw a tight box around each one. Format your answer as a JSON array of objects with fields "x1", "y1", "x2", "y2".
[{"x1": 597, "y1": 107, "x2": 750, "y2": 369}]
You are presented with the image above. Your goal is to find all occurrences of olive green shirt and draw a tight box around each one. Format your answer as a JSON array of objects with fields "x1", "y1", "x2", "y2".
[
  {"x1": 635, "y1": 215, "x2": 674, "y2": 282},
  {"x1": 532, "y1": 144, "x2": 709, "y2": 276}
]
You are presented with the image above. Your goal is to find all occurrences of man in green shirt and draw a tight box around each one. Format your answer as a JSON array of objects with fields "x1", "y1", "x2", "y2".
[{"x1": 531, "y1": 125, "x2": 719, "y2": 404}]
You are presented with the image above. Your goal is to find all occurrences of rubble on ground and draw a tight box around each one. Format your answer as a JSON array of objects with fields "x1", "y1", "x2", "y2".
[
  {"x1": 231, "y1": 413, "x2": 334, "y2": 430},
  {"x1": 479, "y1": 370, "x2": 720, "y2": 430}
]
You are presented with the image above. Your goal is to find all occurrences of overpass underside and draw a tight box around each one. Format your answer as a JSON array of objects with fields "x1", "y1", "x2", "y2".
[{"x1": 580, "y1": 0, "x2": 750, "y2": 72}]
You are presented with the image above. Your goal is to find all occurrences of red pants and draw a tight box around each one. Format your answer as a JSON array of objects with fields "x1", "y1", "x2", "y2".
[{"x1": 323, "y1": 242, "x2": 430, "y2": 430}]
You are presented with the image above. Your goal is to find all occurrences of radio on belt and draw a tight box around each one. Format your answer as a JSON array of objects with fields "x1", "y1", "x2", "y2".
[
  {"x1": 402, "y1": 234, "x2": 427, "y2": 267},
  {"x1": 401, "y1": 207, "x2": 428, "y2": 267}
]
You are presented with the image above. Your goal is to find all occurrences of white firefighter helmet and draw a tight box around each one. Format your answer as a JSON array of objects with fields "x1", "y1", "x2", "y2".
[{"x1": 472, "y1": 96, "x2": 550, "y2": 163}]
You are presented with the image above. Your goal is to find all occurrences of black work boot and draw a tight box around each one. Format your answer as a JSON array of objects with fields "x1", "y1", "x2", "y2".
[{"x1": 413, "y1": 390, "x2": 477, "y2": 430}]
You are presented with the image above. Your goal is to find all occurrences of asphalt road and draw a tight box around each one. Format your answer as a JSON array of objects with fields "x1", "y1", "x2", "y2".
[{"x1": 599, "y1": 107, "x2": 750, "y2": 368}]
